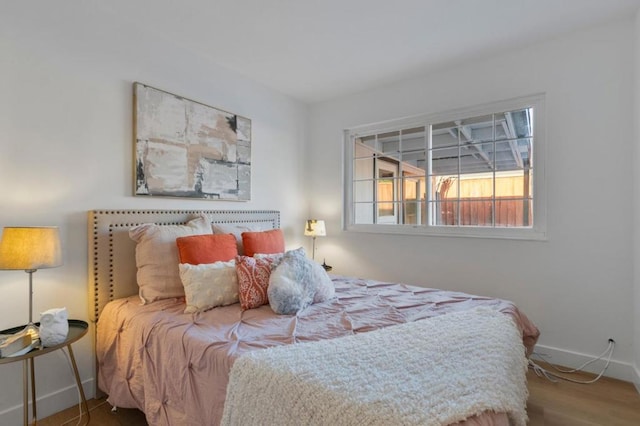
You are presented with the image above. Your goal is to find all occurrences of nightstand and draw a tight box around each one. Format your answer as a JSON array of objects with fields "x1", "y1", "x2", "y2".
[{"x1": 0, "y1": 320, "x2": 89, "y2": 426}]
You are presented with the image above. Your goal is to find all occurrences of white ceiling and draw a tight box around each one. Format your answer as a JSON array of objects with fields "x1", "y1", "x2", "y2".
[{"x1": 10, "y1": 1, "x2": 640, "y2": 103}]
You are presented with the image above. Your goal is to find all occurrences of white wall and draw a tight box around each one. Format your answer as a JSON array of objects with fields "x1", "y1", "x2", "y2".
[
  {"x1": 634, "y1": 10, "x2": 640, "y2": 391},
  {"x1": 309, "y1": 19, "x2": 637, "y2": 380},
  {"x1": 0, "y1": 3, "x2": 308, "y2": 424}
]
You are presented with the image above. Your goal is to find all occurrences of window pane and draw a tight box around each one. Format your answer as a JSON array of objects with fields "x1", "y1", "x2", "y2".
[
  {"x1": 494, "y1": 138, "x2": 532, "y2": 172},
  {"x1": 431, "y1": 147, "x2": 459, "y2": 176},
  {"x1": 376, "y1": 201, "x2": 398, "y2": 224},
  {"x1": 458, "y1": 174, "x2": 494, "y2": 199},
  {"x1": 354, "y1": 158, "x2": 374, "y2": 178},
  {"x1": 357, "y1": 135, "x2": 378, "y2": 151},
  {"x1": 431, "y1": 122, "x2": 459, "y2": 149},
  {"x1": 403, "y1": 176, "x2": 425, "y2": 225},
  {"x1": 354, "y1": 180, "x2": 374, "y2": 203},
  {"x1": 379, "y1": 131, "x2": 401, "y2": 162},
  {"x1": 519, "y1": 138, "x2": 533, "y2": 168},
  {"x1": 403, "y1": 175, "x2": 425, "y2": 201},
  {"x1": 429, "y1": 201, "x2": 458, "y2": 226},
  {"x1": 431, "y1": 176, "x2": 458, "y2": 201},
  {"x1": 494, "y1": 171, "x2": 525, "y2": 198},
  {"x1": 401, "y1": 126, "x2": 426, "y2": 157},
  {"x1": 377, "y1": 179, "x2": 395, "y2": 205},
  {"x1": 459, "y1": 142, "x2": 494, "y2": 174},
  {"x1": 377, "y1": 202, "x2": 395, "y2": 220},
  {"x1": 402, "y1": 149, "x2": 427, "y2": 170},
  {"x1": 494, "y1": 197, "x2": 532, "y2": 227},
  {"x1": 458, "y1": 114, "x2": 494, "y2": 143},
  {"x1": 495, "y1": 108, "x2": 533, "y2": 141},
  {"x1": 494, "y1": 113, "x2": 509, "y2": 141},
  {"x1": 354, "y1": 203, "x2": 374, "y2": 224},
  {"x1": 403, "y1": 201, "x2": 422, "y2": 225},
  {"x1": 458, "y1": 200, "x2": 493, "y2": 226},
  {"x1": 354, "y1": 144, "x2": 374, "y2": 159},
  {"x1": 401, "y1": 126, "x2": 426, "y2": 170}
]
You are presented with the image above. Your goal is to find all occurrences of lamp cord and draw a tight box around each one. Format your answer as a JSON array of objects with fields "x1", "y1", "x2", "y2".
[
  {"x1": 529, "y1": 340, "x2": 615, "y2": 384},
  {"x1": 59, "y1": 347, "x2": 86, "y2": 426}
]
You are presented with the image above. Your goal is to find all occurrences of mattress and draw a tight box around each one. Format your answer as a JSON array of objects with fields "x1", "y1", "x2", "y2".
[{"x1": 96, "y1": 275, "x2": 539, "y2": 426}]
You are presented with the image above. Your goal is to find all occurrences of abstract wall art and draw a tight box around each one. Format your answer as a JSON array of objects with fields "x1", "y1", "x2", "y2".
[{"x1": 134, "y1": 82, "x2": 251, "y2": 200}]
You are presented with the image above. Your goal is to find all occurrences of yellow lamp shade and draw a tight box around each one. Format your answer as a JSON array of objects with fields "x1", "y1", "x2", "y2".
[{"x1": 0, "y1": 227, "x2": 62, "y2": 270}]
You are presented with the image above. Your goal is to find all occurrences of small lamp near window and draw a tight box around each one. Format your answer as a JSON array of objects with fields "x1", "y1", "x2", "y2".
[
  {"x1": 0, "y1": 227, "x2": 62, "y2": 339},
  {"x1": 304, "y1": 220, "x2": 332, "y2": 271},
  {"x1": 304, "y1": 219, "x2": 326, "y2": 260}
]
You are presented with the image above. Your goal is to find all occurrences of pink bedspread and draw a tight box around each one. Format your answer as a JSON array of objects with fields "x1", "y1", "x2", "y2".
[{"x1": 97, "y1": 276, "x2": 539, "y2": 426}]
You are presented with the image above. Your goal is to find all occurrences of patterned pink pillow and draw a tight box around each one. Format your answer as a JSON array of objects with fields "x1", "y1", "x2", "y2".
[{"x1": 235, "y1": 255, "x2": 274, "y2": 310}]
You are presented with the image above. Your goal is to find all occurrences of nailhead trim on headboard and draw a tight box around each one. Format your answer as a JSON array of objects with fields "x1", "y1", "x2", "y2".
[{"x1": 89, "y1": 210, "x2": 280, "y2": 324}]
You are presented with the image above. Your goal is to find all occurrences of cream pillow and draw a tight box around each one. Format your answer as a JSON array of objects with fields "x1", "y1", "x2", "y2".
[
  {"x1": 129, "y1": 214, "x2": 212, "y2": 304},
  {"x1": 179, "y1": 260, "x2": 238, "y2": 313}
]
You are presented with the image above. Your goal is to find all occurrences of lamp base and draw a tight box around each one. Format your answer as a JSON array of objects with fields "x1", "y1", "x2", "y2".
[
  {"x1": 321, "y1": 259, "x2": 333, "y2": 272},
  {"x1": 21, "y1": 322, "x2": 39, "y2": 340}
]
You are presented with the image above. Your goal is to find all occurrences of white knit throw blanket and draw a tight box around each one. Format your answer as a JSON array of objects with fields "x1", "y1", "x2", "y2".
[{"x1": 222, "y1": 308, "x2": 528, "y2": 426}]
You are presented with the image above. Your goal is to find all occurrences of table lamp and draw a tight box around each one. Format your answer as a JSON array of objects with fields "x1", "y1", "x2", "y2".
[
  {"x1": 0, "y1": 227, "x2": 62, "y2": 339},
  {"x1": 304, "y1": 219, "x2": 326, "y2": 260}
]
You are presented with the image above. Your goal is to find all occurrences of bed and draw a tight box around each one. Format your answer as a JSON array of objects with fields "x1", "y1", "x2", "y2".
[{"x1": 90, "y1": 209, "x2": 539, "y2": 426}]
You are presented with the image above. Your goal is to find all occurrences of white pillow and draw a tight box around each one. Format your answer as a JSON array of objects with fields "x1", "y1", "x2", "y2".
[
  {"x1": 129, "y1": 214, "x2": 212, "y2": 304},
  {"x1": 268, "y1": 248, "x2": 335, "y2": 315},
  {"x1": 179, "y1": 260, "x2": 238, "y2": 313}
]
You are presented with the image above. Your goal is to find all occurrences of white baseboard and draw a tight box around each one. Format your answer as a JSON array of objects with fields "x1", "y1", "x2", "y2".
[
  {"x1": 0, "y1": 378, "x2": 95, "y2": 426},
  {"x1": 533, "y1": 344, "x2": 637, "y2": 384},
  {"x1": 634, "y1": 364, "x2": 640, "y2": 394}
]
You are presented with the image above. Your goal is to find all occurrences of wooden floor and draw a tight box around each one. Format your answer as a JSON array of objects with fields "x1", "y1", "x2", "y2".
[
  {"x1": 38, "y1": 364, "x2": 640, "y2": 426},
  {"x1": 526, "y1": 363, "x2": 640, "y2": 425}
]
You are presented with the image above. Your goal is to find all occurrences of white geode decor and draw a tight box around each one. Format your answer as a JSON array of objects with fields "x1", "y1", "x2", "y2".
[{"x1": 39, "y1": 307, "x2": 69, "y2": 347}]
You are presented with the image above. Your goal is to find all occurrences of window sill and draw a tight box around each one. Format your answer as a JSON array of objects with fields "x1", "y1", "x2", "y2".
[{"x1": 345, "y1": 223, "x2": 547, "y2": 241}]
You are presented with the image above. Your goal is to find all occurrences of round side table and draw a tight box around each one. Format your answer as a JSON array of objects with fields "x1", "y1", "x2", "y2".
[{"x1": 0, "y1": 320, "x2": 89, "y2": 426}]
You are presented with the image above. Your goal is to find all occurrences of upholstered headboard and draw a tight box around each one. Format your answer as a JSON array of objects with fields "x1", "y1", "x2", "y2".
[{"x1": 88, "y1": 209, "x2": 280, "y2": 323}]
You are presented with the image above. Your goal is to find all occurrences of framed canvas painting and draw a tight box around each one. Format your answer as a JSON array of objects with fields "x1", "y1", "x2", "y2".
[{"x1": 134, "y1": 82, "x2": 251, "y2": 200}]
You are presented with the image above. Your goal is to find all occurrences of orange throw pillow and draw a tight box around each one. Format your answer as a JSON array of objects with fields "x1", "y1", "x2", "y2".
[
  {"x1": 176, "y1": 234, "x2": 238, "y2": 265},
  {"x1": 241, "y1": 229, "x2": 285, "y2": 257},
  {"x1": 236, "y1": 255, "x2": 274, "y2": 310}
]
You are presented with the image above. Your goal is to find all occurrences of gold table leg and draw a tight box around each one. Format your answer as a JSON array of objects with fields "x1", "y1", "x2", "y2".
[
  {"x1": 66, "y1": 344, "x2": 90, "y2": 425},
  {"x1": 22, "y1": 359, "x2": 28, "y2": 426},
  {"x1": 30, "y1": 357, "x2": 36, "y2": 424}
]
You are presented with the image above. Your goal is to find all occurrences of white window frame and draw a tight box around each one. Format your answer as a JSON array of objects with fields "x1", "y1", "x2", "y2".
[{"x1": 343, "y1": 93, "x2": 547, "y2": 240}]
